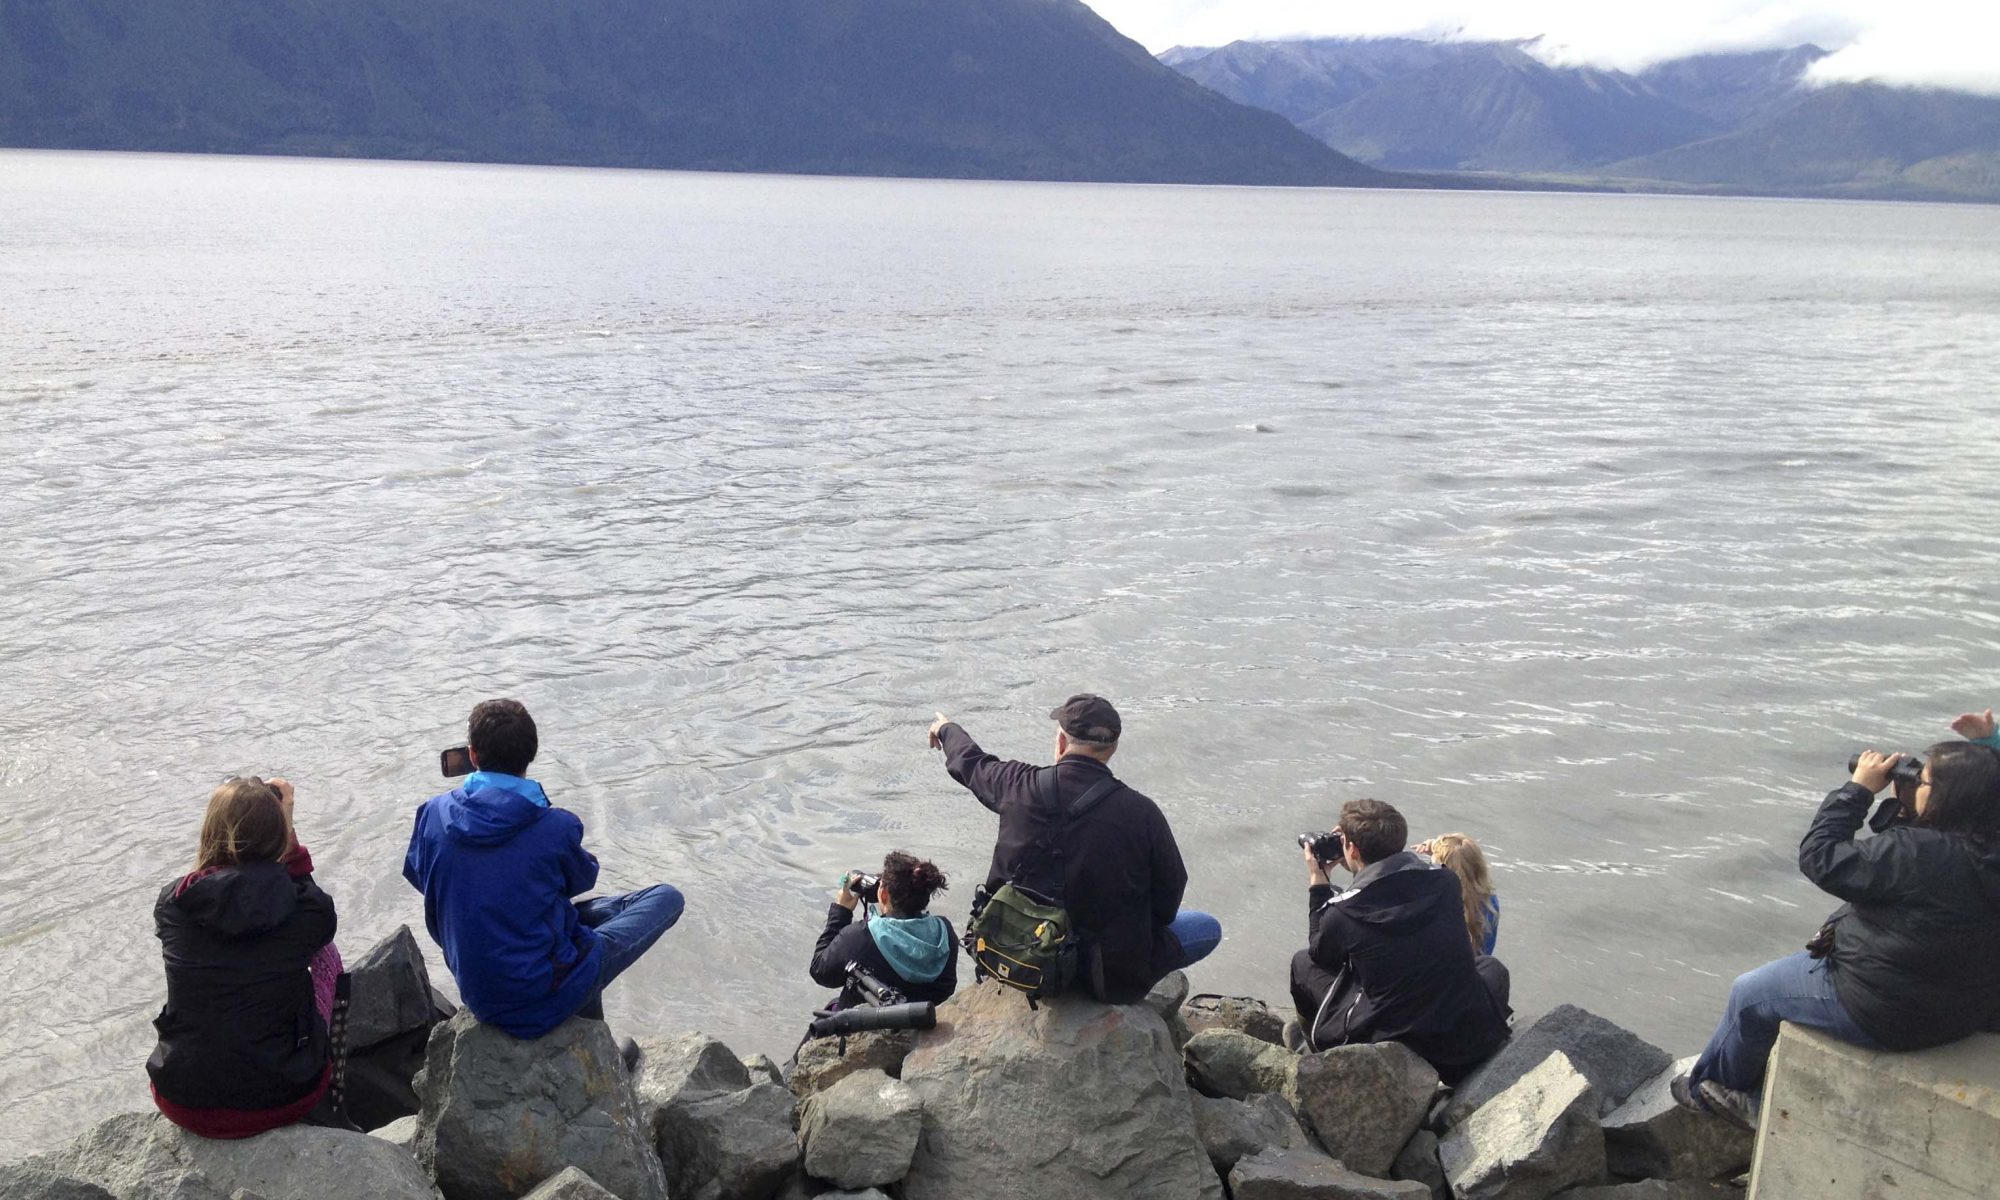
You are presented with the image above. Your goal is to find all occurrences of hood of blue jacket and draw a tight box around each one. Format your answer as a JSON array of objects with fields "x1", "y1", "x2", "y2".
[
  {"x1": 868, "y1": 913, "x2": 954, "y2": 984},
  {"x1": 438, "y1": 772, "x2": 552, "y2": 846}
]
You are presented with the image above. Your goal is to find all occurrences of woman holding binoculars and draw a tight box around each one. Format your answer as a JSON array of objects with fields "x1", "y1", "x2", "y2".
[{"x1": 810, "y1": 850, "x2": 958, "y2": 1009}]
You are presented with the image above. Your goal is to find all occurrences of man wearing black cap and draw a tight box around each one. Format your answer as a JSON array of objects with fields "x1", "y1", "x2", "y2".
[{"x1": 928, "y1": 695, "x2": 1220, "y2": 1003}]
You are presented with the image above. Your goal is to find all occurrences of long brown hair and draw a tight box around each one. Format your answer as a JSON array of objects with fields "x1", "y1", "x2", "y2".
[
  {"x1": 1432, "y1": 832, "x2": 1495, "y2": 951},
  {"x1": 194, "y1": 778, "x2": 294, "y2": 873}
]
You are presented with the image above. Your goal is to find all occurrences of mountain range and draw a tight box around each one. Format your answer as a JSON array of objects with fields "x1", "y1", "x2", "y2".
[
  {"x1": 0, "y1": 0, "x2": 1381, "y2": 186},
  {"x1": 1166, "y1": 38, "x2": 2000, "y2": 201}
]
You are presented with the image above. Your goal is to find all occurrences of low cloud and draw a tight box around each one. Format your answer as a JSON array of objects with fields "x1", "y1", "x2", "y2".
[{"x1": 1094, "y1": 0, "x2": 2000, "y2": 95}]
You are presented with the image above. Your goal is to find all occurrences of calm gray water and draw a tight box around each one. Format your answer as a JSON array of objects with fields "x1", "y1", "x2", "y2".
[{"x1": 4, "y1": 149, "x2": 1999, "y2": 1157}]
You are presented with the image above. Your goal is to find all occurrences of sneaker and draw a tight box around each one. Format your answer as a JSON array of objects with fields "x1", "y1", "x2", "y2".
[
  {"x1": 1697, "y1": 1079, "x2": 1760, "y2": 1133},
  {"x1": 1669, "y1": 1072, "x2": 1706, "y2": 1114}
]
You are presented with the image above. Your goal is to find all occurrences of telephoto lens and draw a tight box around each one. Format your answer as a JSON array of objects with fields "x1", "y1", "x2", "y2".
[{"x1": 809, "y1": 1001, "x2": 937, "y2": 1038}]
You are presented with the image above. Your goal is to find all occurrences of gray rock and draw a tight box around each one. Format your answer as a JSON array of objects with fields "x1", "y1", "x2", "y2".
[
  {"x1": 1389, "y1": 1130, "x2": 1448, "y2": 1200},
  {"x1": 1184, "y1": 994, "x2": 1289, "y2": 1046},
  {"x1": 0, "y1": 1164, "x2": 117, "y2": 1200},
  {"x1": 1601, "y1": 1057, "x2": 1752, "y2": 1181},
  {"x1": 1184, "y1": 1028, "x2": 1298, "y2": 1101},
  {"x1": 519, "y1": 1166, "x2": 622, "y2": 1200},
  {"x1": 370, "y1": 1115, "x2": 420, "y2": 1154},
  {"x1": 744, "y1": 1053, "x2": 785, "y2": 1086},
  {"x1": 1554, "y1": 1183, "x2": 1740, "y2": 1199},
  {"x1": 818, "y1": 1193, "x2": 892, "y2": 1200},
  {"x1": 23, "y1": 1111, "x2": 438, "y2": 1200},
  {"x1": 1228, "y1": 1147, "x2": 1433, "y2": 1199},
  {"x1": 1440, "y1": 1051, "x2": 1606, "y2": 1200},
  {"x1": 789, "y1": 1029, "x2": 918, "y2": 1099},
  {"x1": 1145, "y1": 970, "x2": 1193, "y2": 1051},
  {"x1": 630, "y1": 1031, "x2": 755, "y2": 1119},
  {"x1": 899, "y1": 982, "x2": 1222, "y2": 1200},
  {"x1": 1192, "y1": 1093, "x2": 1312, "y2": 1174},
  {"x1": 347, "y1": 1025, "x2": 430, "y2": 1132},
  {"x1": 658, "y1": 1080, "x2": 801, "y2": 1200},
  {"x1": 347, "y1": 925, "x2": 441, "y2": 1052},
  {"x1": 414, "y1": 1011, "x2": 666, "y2": 1200},
  {"x1": 797, "y1": 1068, "x2": 922, "y2": 1190},
  {"x1": 1292, "y1": 1042, "x2": 1439, "y2": 1177},
  {"x1": 1443, "y1": 1006, "x2": 1672, "y2": 1128}
]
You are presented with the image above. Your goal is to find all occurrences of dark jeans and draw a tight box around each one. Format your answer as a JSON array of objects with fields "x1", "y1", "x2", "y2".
[
  {"x1": 1690, "y1": 951, "x2": 1881, "y2": 1095},
  {"x1": 572, "y1": 884, "x2": 685, "y2": 1021}
]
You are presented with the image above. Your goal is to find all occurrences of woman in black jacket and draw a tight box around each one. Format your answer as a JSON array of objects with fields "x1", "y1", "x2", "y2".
[
  {"x1": 810, "y1": 850, "x2": 957, "y2": 1008},
  {"x1": 1679, "y1": 740, "x2": 2000, "y2": 1128},
  {"x1": 148, "y1": 776, "x2": 343, "y2": 1138}
]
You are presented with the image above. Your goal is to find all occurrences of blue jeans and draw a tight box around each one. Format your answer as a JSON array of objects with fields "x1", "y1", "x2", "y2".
[
  {"x1": 1690, "y1": 951, "x2": 1881, "y2": 1094},
  {"x1": 572, "y1": 884, "x2": 685, "y2": 1020},
  {"x1": 1164, "y1": 909, "x2": 1223, "y2": 972}
]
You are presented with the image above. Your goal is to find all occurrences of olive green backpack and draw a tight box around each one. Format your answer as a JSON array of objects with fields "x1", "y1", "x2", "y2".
[{"x1": 963, "y1": 767, "x2": 1119, "y2": 1005}]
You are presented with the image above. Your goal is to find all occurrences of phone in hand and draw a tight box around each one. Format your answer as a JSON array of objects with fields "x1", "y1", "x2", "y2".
[{"x1": 440, "y1": 746, "x2": 474, "y2": 778}]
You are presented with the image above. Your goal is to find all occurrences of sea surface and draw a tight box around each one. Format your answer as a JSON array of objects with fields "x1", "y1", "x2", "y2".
[{"x1": 4, "y1": 149, "x2": 1999, "y2": 1158}]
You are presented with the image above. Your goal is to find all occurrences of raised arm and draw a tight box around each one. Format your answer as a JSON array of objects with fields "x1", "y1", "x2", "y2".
[
  {"x1": 1798, "y1": 752, "x2": 1920, "y2": 905},
  {"x1": 934, "y1": 719, "x2": 1035, "y2": 813}
]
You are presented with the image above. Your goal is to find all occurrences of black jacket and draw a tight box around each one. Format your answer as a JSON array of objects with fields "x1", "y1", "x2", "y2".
[
  {"x1": 939, "y1": 723, "x2": 1189, "y2": 1003},
  {"x1": 1801, "y1": 782, "x2": 2000, "y2": 1051},
  {"x1": 146, "y1": 859, "x2": 337, "y2": 1110},
  {"x1": 1298, "y1": 852, "x2": 1508, "y2": 1075},
  {"x1": 809, "y1": 904, "x2": 959, "y2": 1008}
]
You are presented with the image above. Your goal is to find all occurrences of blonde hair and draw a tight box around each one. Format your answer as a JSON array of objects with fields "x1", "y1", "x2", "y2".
[
  {"x1": 1431, "y1": 833, "x2": 1494, "y2": 952},
  {"x1": 195, "y1": 778, "x2": 294, "y2": 873}
]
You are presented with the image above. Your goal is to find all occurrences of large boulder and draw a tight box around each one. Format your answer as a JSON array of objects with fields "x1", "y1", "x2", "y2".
[
  {"x1": 413, "y1": 1011, "x2": 667, "y2": 1200},
  {"x1": 898, "y1": 982, "x2": 1223, "y2": 1200},
  {"x1": 519, "y1": 1168, "x2": 620, "y2": 1200},
  {"x1": 1600, "y1": 1057, "x2": 1751, "y2": 1181},
  {"x1": 22, "y1": 1111, "x2": 438, "y2": 1200},
  {"x1": 1184, "y1": 1029, "x2": 1298, "y2": 1101},
  {"x1": 347, "y1": 1028, "x2": 431, "y2": 1132},
  {"x1": 1184, "y1": 995, "x2": 1289, "y2": 1047},
  {"x1": 631, "y1": 1031, "x2": 754, "y2": 1133},
  {"x1": 789, "y1": 1029, "x2": 918, "y2": 1099},
  {"x1": 1439, "y1": 1051, "x2": 1605, "y2": 1200},
  {"x1": 1443, "y1": 1007, "x2": 1671, "y2": 1128},
  {"x1": 1291, "y1": 1043, "x2": 1439, "y2": 1178},
  {"x1": 1552, "y1": 1183, "x2": 1739, "y2": 1199},
  {"x1": 0, "y1": 1164, "x2": 116, "y2": 1200},
  {"x1": 1192, "y1": 1094, "x2": 1313, "y2": 1175},
  {"x1": 1228, "y1": 1147, "x2": 1432, "y2": 1199},
  {"x1": 797, "y1": 1068, "x2": 922, "y2": 1190},
  {"x1": 657, "y1": 1080, "x2": 800, "y2": 1200}
]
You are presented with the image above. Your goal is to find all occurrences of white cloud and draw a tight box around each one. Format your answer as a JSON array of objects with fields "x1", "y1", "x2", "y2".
[{"x1": 1089, "y1": 0, "x2": 2000, "y2": 95}]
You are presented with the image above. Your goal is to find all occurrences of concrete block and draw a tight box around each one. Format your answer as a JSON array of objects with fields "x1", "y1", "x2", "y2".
[{"x1": 1748, "y1": 1023, "x2": 2000, "y2": 1200}]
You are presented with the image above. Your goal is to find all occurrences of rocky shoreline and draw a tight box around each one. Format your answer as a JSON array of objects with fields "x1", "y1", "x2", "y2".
[{"x1": 0, "y1": 926, "x2": 1752, "y2": 1200}]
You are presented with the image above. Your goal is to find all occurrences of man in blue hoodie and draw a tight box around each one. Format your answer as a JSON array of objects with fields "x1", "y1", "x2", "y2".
[{"x1": 404, "y1": 699, "x2": 684, "y2": 1038}]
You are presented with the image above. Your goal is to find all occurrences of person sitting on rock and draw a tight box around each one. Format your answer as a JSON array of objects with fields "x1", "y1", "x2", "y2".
[
  {"x1": 404, "y1": 698, "x2": 684, "y2": 1038},
  {"x1": 1290, "y1": 798, "x2": 1510, "y2": 1082},
  {"x1": 1413, "y1": 832, "x2": 1500, "y2": 954},
  {"x1": 1675, "y1": 738, "x2": 2000, "y2": 1130},
  {"x1": 928, "y1": 693, "x2": 1221, "y2": 1003},
  {"x1": 810, "y1": 850, "x2": 959, "y2": 1008},
  {"x1": 148, "y1": 776, "x2": 346, "y2": 1137}
]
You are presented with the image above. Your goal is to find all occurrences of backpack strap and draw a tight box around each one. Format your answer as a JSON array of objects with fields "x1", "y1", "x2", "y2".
[{"x1": 1069, "y1": 777, "x2": 1120, "y2": 819}]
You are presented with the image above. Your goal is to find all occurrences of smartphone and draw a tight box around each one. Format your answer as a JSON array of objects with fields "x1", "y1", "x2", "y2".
[{"x1": 440, "y1": 746, "x2": 474, "y2": 778}]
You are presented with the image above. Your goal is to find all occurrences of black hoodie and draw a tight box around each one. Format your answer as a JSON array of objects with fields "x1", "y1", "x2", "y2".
[
  {"x1": 1801, "y1": 782, "x2": 2000, "y2": 1050},
  {"x1": 147, "y1": 858, "x2": 337, "y2": 1111},
  {"x1": 1298, "y1": 852, "x2": 1508, "y2": 1077}
]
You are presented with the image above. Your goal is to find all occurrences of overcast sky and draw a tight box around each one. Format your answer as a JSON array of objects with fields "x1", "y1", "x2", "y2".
[{"x1": 1085, "y1": 0, "x2": 1999, "y2": 94}]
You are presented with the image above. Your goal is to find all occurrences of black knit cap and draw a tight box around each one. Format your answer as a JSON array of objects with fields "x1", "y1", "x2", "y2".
[{"x1": 1049, "y1": 694, "x2": 1121, "y2": 743}]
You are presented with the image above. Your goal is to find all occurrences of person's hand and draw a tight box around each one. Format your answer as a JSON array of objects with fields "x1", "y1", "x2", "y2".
[
  {"x1": 928, "y1": 712, "x2": 952, "y2": 749},
  {"x1": 1303, "y1": 843, "x2": 1329, "y2": 887},
  {"x1": 1951, "y1": 708, "x2": 1997, "y2": 741},
  {"x1": 1412, "y1": 839, "x2": 1433, "y2": 858},
  {"x1": 1850, "y1": 750, "x2": 1903, "y2": 794},
  {"x1": 268, "y1": 777, "x2": 295, "y2": 819},
  {"x1": 834, "y1": 884, "x2": 859, "y2": 911}
]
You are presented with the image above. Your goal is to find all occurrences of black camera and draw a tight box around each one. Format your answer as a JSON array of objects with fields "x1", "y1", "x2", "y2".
[
  {"x1": 1847, "y1": 753, "x2": 1925, "y2": 788},
  {"x1": 844, "y1": 872, "x2": 881, "y2": 897},
  {"x1": 1298, "y1": 830, "x2": 1345, "y2": 863},
  {"x1": 807, "y1": 964, "x2": 937, "y2": 1039}
]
